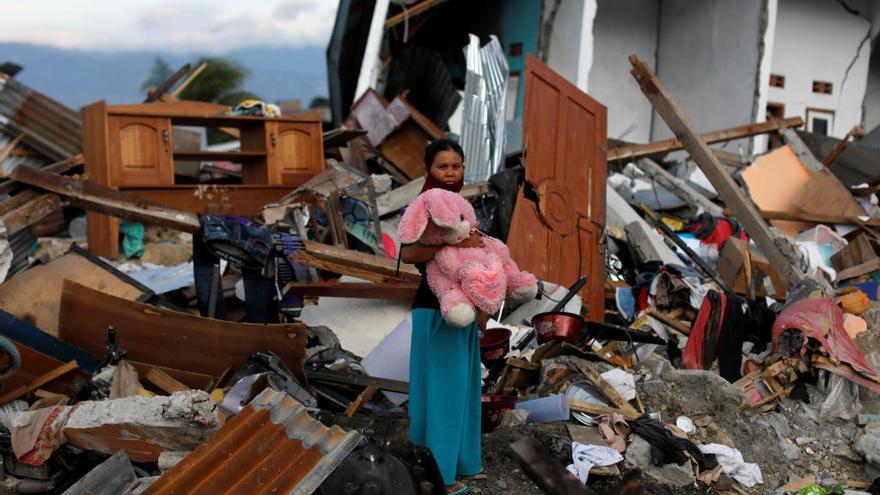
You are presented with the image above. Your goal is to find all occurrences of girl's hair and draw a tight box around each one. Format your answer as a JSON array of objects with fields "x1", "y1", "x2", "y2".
[{"x1": 424, "y1": 138, "x2": 464, "y2": 168}]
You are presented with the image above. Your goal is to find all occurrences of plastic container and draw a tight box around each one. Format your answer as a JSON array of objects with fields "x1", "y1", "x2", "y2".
[{"x1": 515, "y1": 393, "x2": 570, "y2": 423}]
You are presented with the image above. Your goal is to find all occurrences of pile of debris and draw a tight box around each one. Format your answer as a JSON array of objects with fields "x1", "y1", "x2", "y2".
[{"x1": 1, "y1": 41, "x2": 880, "y2": 495}]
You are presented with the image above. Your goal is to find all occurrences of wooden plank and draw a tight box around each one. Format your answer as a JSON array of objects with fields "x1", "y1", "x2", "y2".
[
  {"x1": 128, "y1": 186, "x2": 290, "y2": 216},
  {"x1": 1, "y1": 193, "x2": 63, "y2": 233},
  {"x1": 823, "y1": 125, "x2": 860, "y2": 167},
  {"x1": 607, "y1": 117, "x2": 803, "y2": 162},
  {"x1": 0, "y1": 250, "x2": 146, "y2": 337},
  {"x1": 143, "y1": 367, "x2": 190, "y2": 394},
  {"x1": 283, "y1": 281, "x2": 418, "y2": 300},
  {"x1": 128, "y1": 361, "x2": 214, "y2": 391},
  {"x1": 58, "y1": 281, "x2": 308, "y2": 382},
  {"x1": 629, "y1": 55, "x2": 803, "y2": 288},
  {"x1": 645, "y1": 309, "x2": 690, "y2": 336},
  {"x1": 755, "y1": 209, "x2": 880, "y2": 227},
  {"x1": 634, "y1": 158, "x2": 723, "y2": 215},
  {"x1": 385, "y1": 0, "x2": 447, "y2": 28},
  {"x1": 306, "y1": 369, "x2": 408, "y2": 393},
  {"x1": 573, "y1": 361, "x2": 640, "y2": 417},
  {"x1": 830, "y1": 234, "x2": 877, "y2": 271},
  {"x1": 835, "y1": 258, "x2": 880, "y2": 282},
  {"x1": 0, "y1": 189, "x2": 39, "y2": 216},
  {"x1": 0, "y1": 360, "x2": 78, "y2": 405},
  {"x1": 11, "y1": 166, "x2": 200, "y2": 233},
  {"x1": 292, "y1": 251, "x2": 410, "y2": 284},
  {"x1": 144, "y1": 63, "x2": 192, "y2": 102},
  {"x1": 302, "y1": 240, "x2": 421, "y2": 282},
  {"x1": 62, "y1": 450, "x2": 137, "y2": 495},
  {"x1": 344, "y1": 383, "x2": 379, "y2": 417}
]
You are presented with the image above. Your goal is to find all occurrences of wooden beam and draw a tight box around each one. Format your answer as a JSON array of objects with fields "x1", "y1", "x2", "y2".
[
  {"x1": 629, "y1": 55, "x2": 803, "y2": 288},
  {"x1": 754, "y1": 209, "x2": 880, "y2": 228},
  {"x1": 0, "y1": 360, "x2": 78, "y2": 405},
  {"x1": 283, "y1": 281, "x2": 418, "y2": 300},
  {"x1": 143, "y1": 367, "x2": 190, "y2": 394},
  {"x1": 823, "y1": 125, "x2": 860, "y2": 167},
  {"x1": 306, "y1": 369, "x2": 408, "y2": 393},
  {"x1": 344, "y1": 383, "x2": 379, "y2": 417},
  {"x1": 567, "y1": 398, "x2": 640, "y2": 421},
  {"x1": 634, "y1": 158, "x2": 723, "y2": 215},
  {"x1": 573, "y1": 360, "x2": 640, "y2": 417},
  {"x1": 144, "y1": 63, "x2": 192, "y2": 103},
  {"x1": 645, "y1": 309, "x2": 691, "y2": 336},
  {"x1": 170, "y1": 62, "x2": 207, "y2": 98},
  {"x1": 11, "y1": 166, "x2": 200, "y2": 233},
  {"x1": 385, "y1": 0, "x2": 448, "y2": 29},
  {"x1": 607, "y1": 116, "x2": 803, "y2": 162},
  {"x1": 0, "y1": 154, "x2": 84, "y2": 197},
  {"x1": 299, "y1": 240, "x2": 421, "y2": 282},
  {"x1": 1, "y1": 193, "x2": 63, "y2": 233}
]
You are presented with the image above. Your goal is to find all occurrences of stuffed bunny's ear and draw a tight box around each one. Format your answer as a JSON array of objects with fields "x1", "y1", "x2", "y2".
[{"x1": 397, "y1": 194, "x2": 430, "y2": 244}]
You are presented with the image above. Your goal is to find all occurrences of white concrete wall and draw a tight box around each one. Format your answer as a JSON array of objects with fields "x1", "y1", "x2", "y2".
[
  {"x1": 588, "y1": 0, "x2": 659, "y2": 143},
  {"x1": 546, "y1": 0, "x2": 587, "y2": 84},
  {"x1": 769, "y1": 0, "x2": 872, "y2": 138},
  {"x1": 652, "y1": 0, "x2": 766, "y2": 153},
  {"x1": 860, "y1": 1, "x2": 880, "y2": 135}
]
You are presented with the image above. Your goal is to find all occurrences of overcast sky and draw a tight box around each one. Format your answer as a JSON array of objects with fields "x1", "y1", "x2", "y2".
[{"x1": 1, "y1": 0, "x2": 340, "y2": 53}]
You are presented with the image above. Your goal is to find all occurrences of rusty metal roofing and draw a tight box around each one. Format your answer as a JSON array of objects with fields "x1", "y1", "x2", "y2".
[
  {"x1": 144, "y1": 388, "x2": 360, "y2": 495},
  {"x1": 0, "y1": 74, "x2": 81, "y2": 162}
]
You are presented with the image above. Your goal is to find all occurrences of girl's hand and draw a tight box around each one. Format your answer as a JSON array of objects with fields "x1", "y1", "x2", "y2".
[{"x1": 456, "y1": 231, "x2": 484, "y2": 248}]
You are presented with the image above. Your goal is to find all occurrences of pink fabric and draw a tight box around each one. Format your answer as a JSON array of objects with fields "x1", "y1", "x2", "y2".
[
  {"x1": 772, "y1": 298, "x2": 880, "y2": 380},
  {"x1": 398, "y1": 189, "x2": 537, "y2": 326}
]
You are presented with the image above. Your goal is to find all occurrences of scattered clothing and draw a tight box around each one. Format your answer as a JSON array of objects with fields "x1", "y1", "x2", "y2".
[
  {"x1": 687, "y1": 213, "x2": 747, "y2": 249},
  {"x1": 565, "y1": 442, "x2": 623, "y2": 484},
  {"x1": 595, "y1": 413, "x2": 629, "y2": 453},
  {"x1": 629, "y1": 416, "x2": 717, "y2": 471},
  {"x1": 698, "y1": 443, "x2": 763, "y2": 488}
]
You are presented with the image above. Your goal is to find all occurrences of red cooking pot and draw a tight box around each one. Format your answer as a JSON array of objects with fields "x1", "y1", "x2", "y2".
[
  {"x1": 480, "y1": 327, "x2": 511, "y2": 363},
  {"x1": 532, "y1": 311, "x2": 584, "y2": 344}
]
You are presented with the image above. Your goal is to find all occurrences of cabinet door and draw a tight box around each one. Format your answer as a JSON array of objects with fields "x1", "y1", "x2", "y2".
[
  {"x1": 109, "y1": 116, "x2": 174, "y2": 187},
  {"x1": 268, "y1": 122, "x2": 323, "y2": 186}
]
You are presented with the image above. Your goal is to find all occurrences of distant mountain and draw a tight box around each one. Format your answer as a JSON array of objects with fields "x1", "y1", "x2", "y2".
[{"x1": 0, "y1": 42, "x2": 328, "y2": 110}]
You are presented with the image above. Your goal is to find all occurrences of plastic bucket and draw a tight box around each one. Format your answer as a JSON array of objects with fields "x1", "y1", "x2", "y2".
[
  {"x1": 481, "y1": 394, "x2": 517, "y2": 432},
  {"x1": 515, "y1": 393, "x2": 570, "y2": 423}
]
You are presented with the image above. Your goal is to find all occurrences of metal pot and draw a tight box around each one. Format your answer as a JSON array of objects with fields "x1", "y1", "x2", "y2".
[{"x1": 532, "y1": 311, "x2": 584, "y2": 344}]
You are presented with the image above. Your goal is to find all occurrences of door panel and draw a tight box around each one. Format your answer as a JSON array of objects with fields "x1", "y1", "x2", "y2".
[
  {"x1": 508, "y1": 55, "x2": 607, "y2": 321},
  {"x1": 109, "y1": 116, "x2": 173, "y2": 187},
  {"x1": 269, "y1": 121, "x2": 324, "y2": 186}
]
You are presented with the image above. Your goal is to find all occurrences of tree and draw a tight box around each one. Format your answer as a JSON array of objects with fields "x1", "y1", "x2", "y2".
[
  {"x1": 141, "y1": 57, "x2": 174, "y2": 92},
  {"x1": 177, "y1": 57, "x2": 260, "y2": 107}
]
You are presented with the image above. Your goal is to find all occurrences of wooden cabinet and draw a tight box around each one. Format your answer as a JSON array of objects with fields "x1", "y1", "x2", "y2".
[{"x1": 82, "y1": 100, "x2": 324, "y2": 258}]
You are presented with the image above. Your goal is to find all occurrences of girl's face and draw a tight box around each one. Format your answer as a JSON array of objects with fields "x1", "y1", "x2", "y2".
[{"x1": 429, "y1": 150, "x2": 464, "y2": 186}]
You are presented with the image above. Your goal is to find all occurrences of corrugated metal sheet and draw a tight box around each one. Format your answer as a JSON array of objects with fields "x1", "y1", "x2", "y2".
[
  {"x1": 144, "y1": 388, "x2": 360, "y2": 495},
  {"x1": 0, "y1": 131, "x2": 51, "y2": 177},
  {"x1": 460, "y1": 34, "x2": 509, "y2": 184},
  {"x1": 0, "y1": 75, "x2": 81, "y2": 162}
]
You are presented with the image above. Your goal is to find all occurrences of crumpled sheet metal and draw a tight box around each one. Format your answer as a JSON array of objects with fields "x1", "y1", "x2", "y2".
[
  {"x1": 772, "y1": 298, "x2": 880, "y2": 384},
  {"x1": 144, "y1": 388, "x2": 360, "y2": 495}
]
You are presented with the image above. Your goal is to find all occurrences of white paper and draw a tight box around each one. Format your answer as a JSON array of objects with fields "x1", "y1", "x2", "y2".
[{"x1": 600, "y1": 368, "x2": 636, "y2": 401}]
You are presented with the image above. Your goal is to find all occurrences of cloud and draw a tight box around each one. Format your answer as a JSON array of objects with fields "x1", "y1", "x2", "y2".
[{"x1": 0, "y1": 0, "x2": 340, "y2": 53}]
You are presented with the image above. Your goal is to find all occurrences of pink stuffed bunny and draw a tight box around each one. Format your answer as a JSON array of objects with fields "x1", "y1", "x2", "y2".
[{"x1": 398, "y1": 188, "x2": 538, "y2": 327}]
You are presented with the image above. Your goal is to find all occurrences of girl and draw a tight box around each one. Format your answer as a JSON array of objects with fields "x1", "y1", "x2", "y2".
[{"x1": 401, "y1": 139, "x2": 484, "y2": 494}]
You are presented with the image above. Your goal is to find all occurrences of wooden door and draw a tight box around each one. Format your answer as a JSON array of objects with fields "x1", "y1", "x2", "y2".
[
  {"x1": 507, "y1": 55, "x2": 607, "y2": 321},
  {"x1": 109, "y1": 116, "x2": 173, "y2": 187},
  {"x1": 268, "y1": 121, "x2": 324, "y2": 186}
]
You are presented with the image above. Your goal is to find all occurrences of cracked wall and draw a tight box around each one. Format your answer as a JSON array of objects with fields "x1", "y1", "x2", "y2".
[
  {"x1": 651, "y1": 0, "x2": 765, "y2": 152},
  {"x1": 588, "y1": 0, "x2": 659, "y2": 144},
  {"x1": 769, "y1": 0, "x2": 872, "y2": 139}
]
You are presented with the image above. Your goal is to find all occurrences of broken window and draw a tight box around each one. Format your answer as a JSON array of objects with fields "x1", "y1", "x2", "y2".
[
  {"x1": 770, "y1": 74, "x2": 785, "y2": 88},
  {"x1": 812, "y1": 80, "x2": 833, "y2": 94}
]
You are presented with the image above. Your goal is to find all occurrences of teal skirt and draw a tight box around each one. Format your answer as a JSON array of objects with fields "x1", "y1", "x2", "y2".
[{"x1": 408, "y1": 308, "x2": 482, "y2": 484}]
